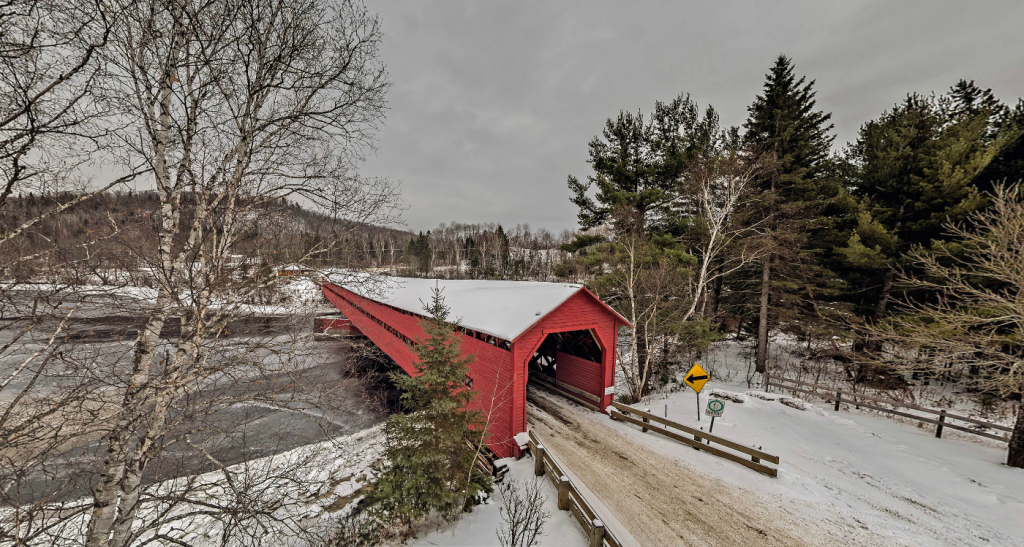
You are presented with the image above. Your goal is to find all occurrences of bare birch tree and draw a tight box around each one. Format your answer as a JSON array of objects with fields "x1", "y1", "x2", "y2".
[
  {"x1": 81, "y1": 1, "x2": 395, "y2": 544},
  {"x1": 602, "y1": 145, "x2": 764, "y2": 402},
  {"x1": 679, "y1": 146, "x2": 767, "y2": 323},
  {"x1": 2, "y1": 1, "x2": 398, "y2": 545}
]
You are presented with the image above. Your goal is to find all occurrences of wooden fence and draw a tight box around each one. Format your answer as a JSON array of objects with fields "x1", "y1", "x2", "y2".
[
  {"x1": 528, "y1": 430, "x2": 624, "y2": 547},
  {"x1": 767, "y1": 375, "x2": 1012, "y2": 443},
  {"x1": 608, "y1": 401, "x2": 780, "y2": 478}
]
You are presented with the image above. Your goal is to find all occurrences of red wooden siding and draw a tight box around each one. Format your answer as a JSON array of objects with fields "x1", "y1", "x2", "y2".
[
  {"x1": 322, "y1": 282, "x2": 624, "y2": 459},
  {"x1": 323, "y1": 283, "x2": 519, "y2": 456},
  {"x1": 511, "y1": 289, "x2": 620, "y2": 436},
  {"x1": 554, "y1": 352, "x2": 604, "y2": 402}
]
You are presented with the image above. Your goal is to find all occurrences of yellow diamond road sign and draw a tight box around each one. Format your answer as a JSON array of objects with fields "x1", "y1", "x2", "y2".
[{"x1": 683, "y1": 363, "x2": 710, "y2": 393}]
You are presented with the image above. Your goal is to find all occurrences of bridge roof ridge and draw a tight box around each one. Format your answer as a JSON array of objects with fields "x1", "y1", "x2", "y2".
[{"x1": 334, "y1": 276, "x2": 608, "y2": 341}]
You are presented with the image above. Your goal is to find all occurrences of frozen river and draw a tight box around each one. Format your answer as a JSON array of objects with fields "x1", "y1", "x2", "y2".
[{"x1": 0, "y1": 290, "x2": 393, "y2": 504}]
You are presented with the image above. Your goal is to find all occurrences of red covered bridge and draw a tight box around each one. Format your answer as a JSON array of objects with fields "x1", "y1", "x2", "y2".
[{"x1": 321, "y1": 277, "x2": 630, "y2": 458}]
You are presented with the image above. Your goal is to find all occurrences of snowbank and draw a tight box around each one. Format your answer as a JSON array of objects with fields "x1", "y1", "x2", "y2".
[
  {"x1": 604, "y1": 345, "x2": 1024, "y2": 547},
  {"x1": 410, "y1": 457, "x2": 587, "y2": 547},
  {"x1": 4, "y1": 426, "x2": 385, "y2": 546}
]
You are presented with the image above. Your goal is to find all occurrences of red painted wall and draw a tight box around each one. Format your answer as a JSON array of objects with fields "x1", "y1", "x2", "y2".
[
  {"x1": 322, "y1": 283, "x2": 623, "y2": 458},
  {"x1": 323, "y1": 283, "x2": 519, "y2": 457},
  {"x1": 554, "y1": 352, "x2": 604, "y2": 403},
  {"x1": 511, "y1": 289, "x2": 620, "y2": 436}
]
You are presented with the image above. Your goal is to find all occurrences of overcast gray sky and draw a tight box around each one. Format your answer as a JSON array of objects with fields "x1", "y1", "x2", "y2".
[{"x1": 359, "y1": 1, "x2": 1024, "y2": 234}]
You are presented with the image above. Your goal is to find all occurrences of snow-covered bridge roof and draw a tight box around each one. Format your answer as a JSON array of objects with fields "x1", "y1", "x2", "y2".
[{"x1": 337, "y1": 276, "x2": 627, "y2": 341}]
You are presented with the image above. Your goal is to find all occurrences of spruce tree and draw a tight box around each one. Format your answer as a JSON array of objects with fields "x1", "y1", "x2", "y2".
[
  {"x1": 741, "y1": 54, "x2": 836, "y2": 373},
  {"x1": 366, "y1": 287, "x2": 489, "y2": 531},
  {"x1": 840, "y1": 82, "x2": 1019, "y2": 324},
  {"x1": 406, "y1": 231, "x2": 431, "y2": 274}
]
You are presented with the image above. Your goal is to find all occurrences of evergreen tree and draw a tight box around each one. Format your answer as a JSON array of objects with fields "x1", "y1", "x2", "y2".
[
  {"x1": 567, "y1": 93, "x2": 719, "y2": 236},
  {"x1": 563, "y1": 94, "x2": 727, "y2": 396},
  {"x1": 466, "y1": 236, "x2": 479, "y2": 271},
  {"x1": 740, "y1": 54, "x2": 837, "y2": 373},
  {"x1": 406, "y1": 231, "x2": 431, "y2": 274},
  {"x1": 366, "y1": 287, "x2": 489, "y2": 530},
  {"x1": 974, "y1": 97, "x2": 1024, "y2": 194},
  {"x1": 839, "y1": 81, "x2": 1020, "y2": 325},
  {"x1": 494, "y1": 225, "x2": 509, "y2": 276}
]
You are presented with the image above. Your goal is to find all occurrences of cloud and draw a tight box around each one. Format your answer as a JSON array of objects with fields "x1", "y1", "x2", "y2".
[{"x1": 360, "y1": 0, "x2": 1024, "y2": 233}]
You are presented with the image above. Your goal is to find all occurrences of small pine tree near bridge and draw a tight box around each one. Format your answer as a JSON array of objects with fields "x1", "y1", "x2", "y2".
[{"x1": 365, "y1": 286, "x2": 491, "y2": 533}]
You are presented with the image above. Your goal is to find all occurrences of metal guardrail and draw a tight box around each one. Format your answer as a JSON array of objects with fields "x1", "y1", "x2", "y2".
[
  {"x1": 609, "y1": 401, "x2": 779, "y2": 478},
  {"x1": 767, "y1": 376, "x2": 1011, "y2": 443},
  {"x1": 528, "y1": 430, "x2": 624, "y2": 547}
]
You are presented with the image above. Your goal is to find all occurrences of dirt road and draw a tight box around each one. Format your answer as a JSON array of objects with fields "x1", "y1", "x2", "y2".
[{"x1": 526, "y1": 387, "x2": 822, "y2": 547}]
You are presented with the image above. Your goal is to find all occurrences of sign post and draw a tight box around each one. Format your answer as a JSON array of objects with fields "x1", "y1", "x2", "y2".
[
  {"x1": 705, "y1": 399, "x2": 725, "y2": 433},
  {"x1": 683, "y1": 363, "x2": 710, "y2": 421}
]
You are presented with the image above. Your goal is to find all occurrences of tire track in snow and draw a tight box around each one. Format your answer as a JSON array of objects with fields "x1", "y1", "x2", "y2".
[{"x1": 526, "y1": 389, "x2": 821, "y2": 547}]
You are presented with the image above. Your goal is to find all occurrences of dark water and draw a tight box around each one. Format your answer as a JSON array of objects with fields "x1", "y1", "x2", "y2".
[{"x1": 0, "y1": 301, "x2": 400, "y2": 504}]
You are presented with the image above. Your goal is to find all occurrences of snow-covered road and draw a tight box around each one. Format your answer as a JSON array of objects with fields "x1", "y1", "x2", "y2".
[
  {"x1": 526, "y1": 387, "x2": 827, "y2": 547},
  {"x1": 592, "y1": 380, "x2": 1024, "y2": 546}
]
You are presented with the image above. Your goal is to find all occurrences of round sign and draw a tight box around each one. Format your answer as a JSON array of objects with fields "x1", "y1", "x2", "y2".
[{"x1": 707, "y1": 399, "x2": 725, "y2": 412}]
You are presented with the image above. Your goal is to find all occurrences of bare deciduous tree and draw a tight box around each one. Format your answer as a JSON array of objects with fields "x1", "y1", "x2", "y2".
[
  {"x1": 496, "y1": 477, "x2": 549, "y2": 547},
  {"x1": 605, "y1": 144, "x2": 765, "y2": 402},
  {"x1": 870, "y1": 183, "x2": 1024, "y2": 468},
  {"x1": 2, "y1": 1, "x2": 401, "y2": 545},
  {"x1": 82, "y1": 1, "x2": 395, "y2": 544}
]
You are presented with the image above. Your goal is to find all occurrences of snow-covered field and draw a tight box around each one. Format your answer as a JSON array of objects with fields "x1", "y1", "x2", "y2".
[
  {"x1": 601, "y1": 343, "x2": 1024, "y2": 547},
  {"x1": 2, "y1": 274, "x2": 337, "y2": 317},
  {"x1": 410, "y1": 458, "x2": 587, "y2": 547}
]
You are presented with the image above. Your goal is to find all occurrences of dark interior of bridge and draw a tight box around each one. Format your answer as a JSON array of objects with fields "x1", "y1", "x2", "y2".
[{"x1": 528, "y1": 329, "x2": 603, "y2": 379}]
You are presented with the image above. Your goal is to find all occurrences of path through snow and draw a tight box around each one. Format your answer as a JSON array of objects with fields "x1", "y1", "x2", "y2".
[
  {"x1": 599, "y1": 380, "x2": 1024, "y2": 546},
  {"x1": 526, "y1": 387, "x2": 829, "y2": 547}
]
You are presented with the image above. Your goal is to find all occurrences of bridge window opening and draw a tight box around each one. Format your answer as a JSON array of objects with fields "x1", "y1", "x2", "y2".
[{"x1": 528, "y1": 329, "x2": 603, "y2": 379}]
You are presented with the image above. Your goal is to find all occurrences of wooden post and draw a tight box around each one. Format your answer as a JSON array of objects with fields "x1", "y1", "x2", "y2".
[
  {"x1": 642, "y1": 408, "x2": 650, "y2": 433},
  {"x1": 589, "y1": 518, "x2": 605, "y2": 547},
  {"x1": 834, "y1": 391, "x2": 842, "y2": 411},
  {"x1": 534, "y1": 443, "x2": 545, "y2": 476},
  {"x1": 557, "y1": 475, "x2": 570, "y2": 511},
  {"x1": 936, "y1": 410, "x2": 946, "y2": 438}
]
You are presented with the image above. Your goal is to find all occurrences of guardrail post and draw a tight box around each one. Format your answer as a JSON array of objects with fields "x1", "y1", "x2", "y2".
[
  {"x1": 834, "y1": 391, "x2": 841, "y2": 411},
  {"x1": 642, "y1": 408, "x2": 650, "y2": 433},
  {"x1": 935, "y1": 410, "x2": 946, "y2": 438},
  {"x1": 557, "y1": 475, "x2": 570, "y2": 511},
  {"x1": 534, "y1": 443, "x2": 545, "y2": 476},
  {"x1": 589, "y1": 518, "x2": 605, "y2": 547}
]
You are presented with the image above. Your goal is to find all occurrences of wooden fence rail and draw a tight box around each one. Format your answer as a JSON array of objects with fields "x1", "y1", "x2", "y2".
[
  {"x1": 528, "y1": 430, "x2": 624, "y2": 547},
  {"x1": 608, "y1": 401, "x2": 779, "y2": 478},
  {"x1": 767, "y1": 375, "x2": 1011, "y2": 443}
]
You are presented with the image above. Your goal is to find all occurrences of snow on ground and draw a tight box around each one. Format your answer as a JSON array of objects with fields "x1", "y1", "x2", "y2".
[
  {"x1": 600, "y1": 342, "x2": 1024, "y2": 547},
  {"x1": 5, "y1": 273, "x2": 336, "y2": 317},
  {"x1": 3, "y1": 426, "x2": 385, "y2": 546},
  {"x1": 6, "y1": 421, "x2": 590, "y2": 547},
  {"x1": 410, "y1": 457, "x2": 587, "y2": 547}
]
